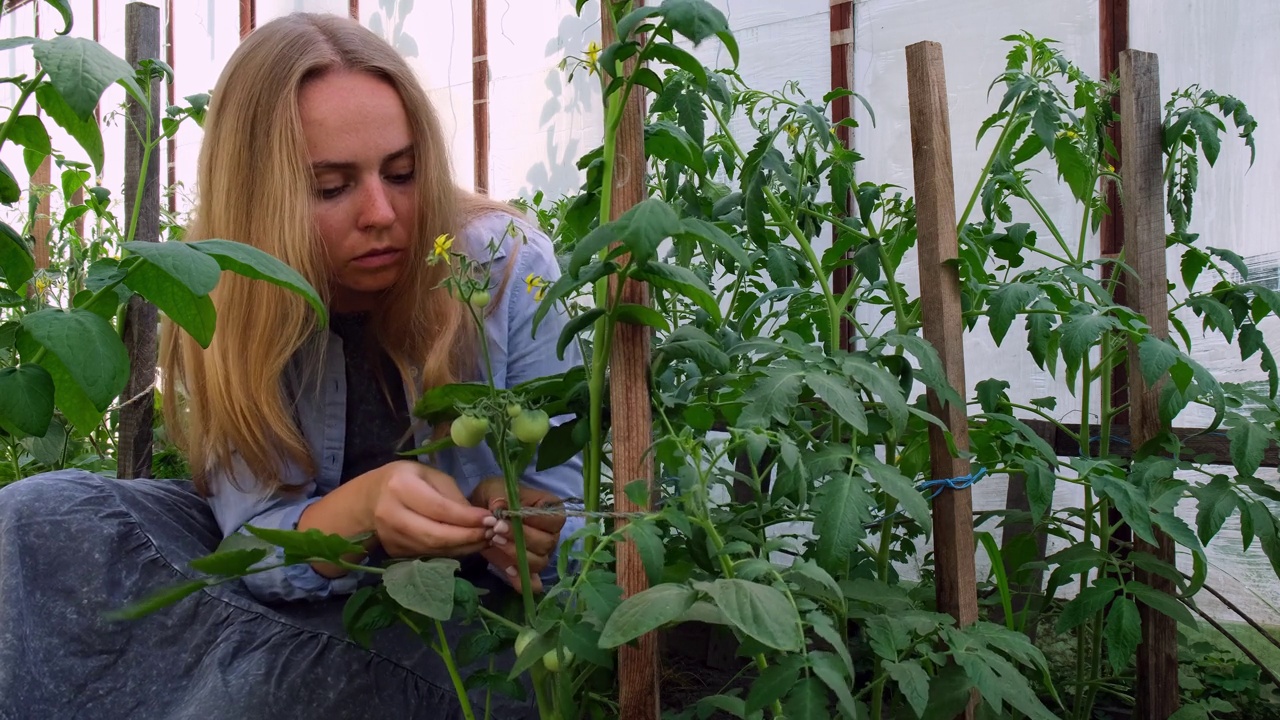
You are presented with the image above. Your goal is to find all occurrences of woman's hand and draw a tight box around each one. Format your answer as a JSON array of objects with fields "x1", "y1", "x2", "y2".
[
  {"x1": 368, "y1": 461, "x2": 499, "y2": 558},
  {"x1": 470, "y1": 478, "x2": 568, "y2": 592}
]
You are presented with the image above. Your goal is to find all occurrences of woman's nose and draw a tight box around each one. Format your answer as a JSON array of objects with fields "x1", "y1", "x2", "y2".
[{"x1": 358, "y1": 180, "x2": 396, "y2": 229}]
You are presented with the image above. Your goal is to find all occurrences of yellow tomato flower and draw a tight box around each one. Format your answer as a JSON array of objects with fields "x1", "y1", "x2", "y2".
[
  {"x1": 525, "y1": 273, "x2": 547, "y2": 301},
  {"x1": 433, "y1": 233, "x2": 454, "y2": 259},
  {"x1": 585, "y1": 41, "x2": 601, "y2": 75}
]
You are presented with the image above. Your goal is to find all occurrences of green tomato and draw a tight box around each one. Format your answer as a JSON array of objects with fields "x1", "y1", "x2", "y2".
[
  {"x1": 514, "y1": 630, "x2": 538, "y2": 657},
  {"x1": 468, "y1": 289, "x2": 491, "y2": 308},
  {"x1": 450, "y1": 414, "x2": 489, "y2": 448},
  {"x1": 511, "y1": 409, "x2": 550, "y2": 445},
  {"x1": 506, "y1": 402, "x2": 524, "y2": 419},
  {"x1": 542, "y1": 647, "x2": 573, "y2": 672}
]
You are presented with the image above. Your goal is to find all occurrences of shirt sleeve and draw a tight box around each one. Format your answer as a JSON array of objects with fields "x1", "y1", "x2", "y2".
[{"x1": 204, "y1": 457, "x2": 362, "y2": 603}]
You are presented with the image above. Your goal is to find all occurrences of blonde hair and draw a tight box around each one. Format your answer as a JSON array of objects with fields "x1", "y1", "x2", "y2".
[{"x1": 161, "y1": 13, "x2": 512, "y2": 495}]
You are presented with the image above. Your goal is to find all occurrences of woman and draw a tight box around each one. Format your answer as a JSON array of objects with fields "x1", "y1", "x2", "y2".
[{"x1": 0, "y1": 12, "x2": 580, "y2": 719}]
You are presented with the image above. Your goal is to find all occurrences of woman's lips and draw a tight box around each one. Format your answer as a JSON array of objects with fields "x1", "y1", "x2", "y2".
[{"x1": 352, "y1": 248, "x2": 404, "y2": 268}]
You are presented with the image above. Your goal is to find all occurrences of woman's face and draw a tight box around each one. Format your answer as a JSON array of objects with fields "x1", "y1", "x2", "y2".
[{"x1": 298, "y1": 69, "x2": 417, "y2": 313}]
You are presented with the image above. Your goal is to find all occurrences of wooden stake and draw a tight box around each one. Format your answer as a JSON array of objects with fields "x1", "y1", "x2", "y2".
[
  {"x1": 1120, "y1": 49, "x2": 1180, "y2": 720},
  {"x1": 907, "y1": 40, "x2": 979, "y2": 718},
  {"x1": 829, "y1": 0, "x2": 855, "y2": 350},
  {"x1": 604, "y1": 2, "x2": 658, "y2": 717},
  {"x1": 472, "y1": 0, "x2": 490, "y2": 195},
  {"x1": 239, "y1": 0, "x2": 254, "y2": 38},
  {"x1": 118, "y1": 2, "x2": 162, "y2": 480}
]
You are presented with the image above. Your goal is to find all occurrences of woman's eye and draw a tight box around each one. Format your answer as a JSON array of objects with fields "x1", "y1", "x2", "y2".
[
  {"x1": 317, "y1": 185, "x2": 346, "y2": 200},
  {"x1": 386, "y1": 171, "x2": 414, "y2": 185}
]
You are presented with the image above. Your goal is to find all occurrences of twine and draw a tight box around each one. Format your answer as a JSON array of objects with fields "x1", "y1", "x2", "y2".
[{"x1": 495, "y1": 468, "x2": 990, "y2": 525}]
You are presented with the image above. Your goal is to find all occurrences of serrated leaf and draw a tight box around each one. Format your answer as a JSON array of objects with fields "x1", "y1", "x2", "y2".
[
  {"x1": 1060, "y1": 314, "x2": 1116, "y2": 373},
  {"x1": 860, "y1": 454, "x2": 932, "y2": 532},
  {"x1": 625, "y1": 521, "x2": 665, "y2": 586},
  {"x1": 1056, "y1": 577, "x2": 1119, "y2": 632},
  {"x1": 1194, "y1": 475, "x2": 1239, "y2": 544},
  {"x1": 632, "y1": 261, "x2": 719, "y2": 321},
  {"x1": 1227, "y1": 419, "x2": 1269, "y2": 478},
  {"x1": 1024, "y1": 458, "x2": 1055, "y2": 520},
  {"x1": 782, "y1": 677, "x2": 828, "y2": 720},
  {"x1": 1092, "y1": 473, "x2": 1157, "y2": 546},
  {"x1": 809, "y1": 650, "x2": 858, "y2": 719},
  {"x1": 660, "y1": 0, "x2": 730, "y2": 45},
  {"x1": 659, "y1": 325, "x2": 728, "y2": 373},
  {"x1": 677, "y1": 217, "x2": 749, "y2": 269},
  {"x1": 844, "y1": 356, "x2": 909, "y2": 433},
  {"x1": 987, "y1": 282, "x2": 1039, "y2": 345},
  {"x1": 976, "y1": 378, "x2": 1010, "y2": 413},
  {"x1": 243, "y1": 525, "x2": 365, "y2": 564},
  {"x1": 745, "y1": 654, "x2": 803, "y2": 715},
  {"x1": 737, "y1": 361, "x2": 805, "y2": 429},
  {"x1": 1127, "y1": 581, "x2": 1197, "y2": 628},
  {"x1": 1054, "y1": 135, "x2": 1091, "y2": 200},
  {"x1": 1138, "y1": 335, "x2": 1182, "y2": 387},
  {"x1": 813, "y1": 472, "x2": 871, "y2": 576},
  {"x1": 805, "y1": 370, "x2": 868, "y2": 434},
  {"x1": 569, "y1": 198, "x2": 683, "y2": 275},
  {"x1": 887, "y1": 660, "x2": 931, "y2": 719}
]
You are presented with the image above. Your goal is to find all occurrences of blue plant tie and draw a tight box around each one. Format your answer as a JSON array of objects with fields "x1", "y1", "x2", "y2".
[{"x1": 918, "y1": 466, "x2": 989, "y2": 498}]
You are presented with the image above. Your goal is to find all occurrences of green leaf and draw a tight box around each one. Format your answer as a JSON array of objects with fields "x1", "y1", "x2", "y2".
[
  {"x1": 1228, "y1": 419, "x2": 1269, "y2": 478},
  {"x1": 1053, "y1": 135, "x2": 1092, "y2": 200},
  {"x1": 9, "y1": 115, "x2": 52, "y2": 156},
  {"x1": 1104, "y1": 596, "x2": 1141, "y2": 672},
  {"x1": 1138, "y1": 335, "x2": 1183, "y2": 386},
  {"x1": 0, "y1": 161, "x2": 19, "y2": 205},
  {"x1": 531, "y1": 259, "x2": 616, "y2": 334},
  {"x1": 782, "y1": 677, "x2": 829, "y2": 720},
  {"x1": 189, "y1": 239, "x2": 326, "y2": 325},
  {"x1": 886, "y1": 660, "x2": 931, "y2": 719},
  {"x1": 1187, "y1": 108, "x2": 1224, "y2": 166},
  {"x1": 1181, "y1": 248, "x2": 1210, "y2": 290},
  {"x1": 557, "y1": 308, "x2": 604, "y2": 361},
  {"x1": 615, "y1": 6, "x2": 663, "y2": 42},
  {"x1": 599, "y1": 583, "x2": 696, "y2": 648},
  {"x1": 383, "y1": 558, "x2": 460, "y2": 621},
  {"x1": 805, "y1": 370, "x2": 868, "y2": 434},
  {"x1": 921, "y1": 664, "x2": 974, "y2": 720},
  {"x1": 39, "y1": 1, "x2": 73, "y2": 34},
  {"x1": 0, "y1": 364, "x2": 55, "y2": 437},
  {"x1": 1168, "y1": 706, "x2": 1210, "y2": 720},
  {"x1": 705, "y1": 578, "x2": 803, "y2": 652},
  {"x1": 659, "y1": 325, "x2": 728, "y2": 373},
  {"x1": 569, "y1": 198, "x2": 683, "y2": 275},
  {"x1": 677, "y1": 217, "x2": 750, "y2": 269},
  {"x1": 737, "y1": 361, "x2": 805, "y2": 428},
  {"x1": 1056, "y1": 577, "x2": 1119, "y2": 632},
  {"x1": 785, "y1": 563, "x2": 844, "y2": 615},
  {"x1": 860, "y1": 455, "x2": 932, "y2": 533},
  {"x1": 1194, "y1": 475, "x2": 1239, "y2": 544},
  {"x1": 1091, "y1": 473, "x2": 1157, "y2": 546},
  {"x1": 809, "y1": 650, "x2": 858, "y2": 719},
  {"x1": 1060, "y1": 314, "x2": 1116, "y2": 374},
  {"x1": 123, "y1": 241, "x2": 220, "y2": 295},
  {"x1": 625, "y1": 522, "x2": 665, "y2": 586},
  {"x1": 644, "y1": 120, "x2": 705, "y2": 173},
  {"x1": 105, "y1": 579, "x2": 209, "y2": 621},
  {"x1": 986, "y1": 282, "x2": 1039, "y2": 345},
  {"x1": 123, "y1": 258, "x2": 218, "y2": 347},
  {"x1": 579, "y1": 570, "x2": 625, "y2": 627},
  {"x1": 976, "y1": 378, "x2": 1010, "y2": 413},
  {"x1": 882, "y1": 332, "x2": 963, "y2": 409},
  {"x1": 612, "y1": 303, "x2": 670, "y2": 332},
  {"x1": 35, "y1": 83, "x2": 104, "y2": 173},
  {"x1": 1024, "y1": 458, "x2": 1055, "y2": 520},
  {"x1": 0, "y1": 222, "x2": 34, "y2": 288},
  {"x1": 632, "y1": 262, "x2": 719, "y2": 321},
  {"x1": 343, "y1": 586, "x2": 397, "y2": 648},
  {"x1": 188, "y1": 547, "x2": 270, "y2": 577},
  {"x1": 20, "y1": 308, "x2": 128, "y2": 411},
  {"x1": 813, "y1": 472, "x2": 871, "y2": 577},
  {"x1": 14, "y1": 330, "x2": 100, "y2": 434},
  {"x1": 1126, "y1": 581, "x2": 1197, "y2": 628},
  {"x1": 844, "y1": 356, "x2": 910, "y2": 433},
  {"x1": 242, "y1": 525, "x2": 365, "y2": 564},
  {"x1": 745, "y1": 655, "x2": 803, "y2": 716},
  {"x1": 660, "y1": 0, "x2": 730, "y2": 45},
  {"x1": 32, "y1": 36, "x2": 143, "y2": 120}
]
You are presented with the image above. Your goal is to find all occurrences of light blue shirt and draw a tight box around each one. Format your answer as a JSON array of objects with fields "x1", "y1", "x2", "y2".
[{"x1": 204, "y1": 211, "x2": 585, "y2": 602}]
